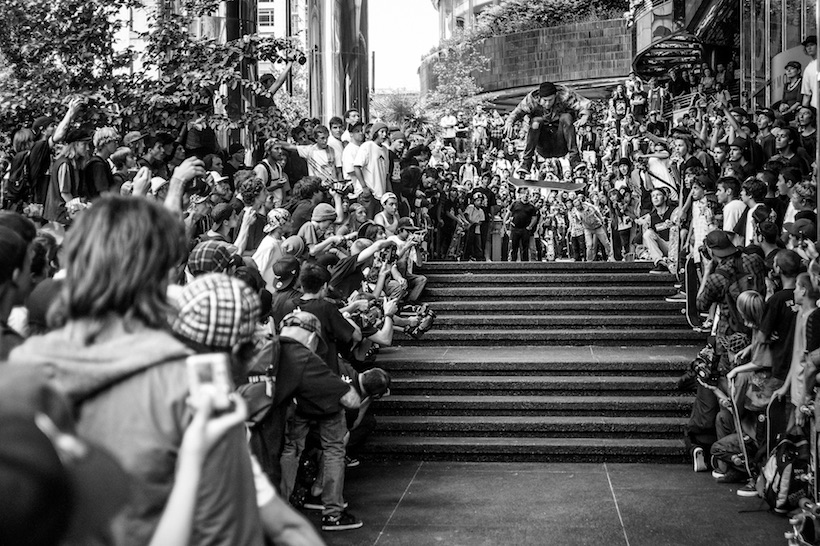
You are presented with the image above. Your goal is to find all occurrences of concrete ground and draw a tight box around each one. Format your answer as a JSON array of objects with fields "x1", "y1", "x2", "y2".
[{"x1": 307, "y1": 461, "x2": 790, "y2": 546}]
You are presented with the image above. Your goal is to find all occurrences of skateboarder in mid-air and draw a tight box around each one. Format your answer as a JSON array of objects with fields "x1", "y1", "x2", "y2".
[{"x1": 504, "y1": 81, "x2": 591, "y2": 176}]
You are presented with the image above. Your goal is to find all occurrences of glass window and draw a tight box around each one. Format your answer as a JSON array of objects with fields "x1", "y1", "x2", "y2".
[
  {"x1": 771, "y1": 0, "x2": 783, "y2": 59},
  {"x1": 787, "y1": 0, "x2": 802, "y2": 48},
  {"x1": 259, "y1": 9, "x2": 274, "y2": 27},
  {"x1": 806, "y1": 0, "x2": 817, "y2": 38}
]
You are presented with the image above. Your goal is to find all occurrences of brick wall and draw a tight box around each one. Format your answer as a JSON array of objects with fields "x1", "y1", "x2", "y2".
[{"x1": 420, "y1": 19, "x2": 634, "y2": 96}]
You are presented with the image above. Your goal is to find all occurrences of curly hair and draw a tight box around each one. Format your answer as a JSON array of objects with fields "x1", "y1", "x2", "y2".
[{"x1": 237, "y1": 176, "x2": 265, "y2": 204}]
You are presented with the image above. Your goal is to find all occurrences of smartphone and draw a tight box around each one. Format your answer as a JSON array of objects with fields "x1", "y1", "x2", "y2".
[{"x1": 186, "y1": 353, "x2": 234, "y2": 411}]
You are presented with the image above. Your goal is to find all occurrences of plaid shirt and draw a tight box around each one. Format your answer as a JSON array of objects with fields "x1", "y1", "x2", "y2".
[{"x1": 697, "y1": 253, "x2": 767, "y2": 338}]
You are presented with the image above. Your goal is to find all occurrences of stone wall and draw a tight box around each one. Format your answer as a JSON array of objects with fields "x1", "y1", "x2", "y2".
[{"x1": 420, "y1": 19, "x2": 634, "y2": 97}]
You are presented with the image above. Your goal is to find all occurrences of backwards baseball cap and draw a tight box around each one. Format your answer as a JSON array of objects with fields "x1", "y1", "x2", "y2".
[
  {"x1": 704, "y1": 230, "x2": 741, "y2": 258},
  {"x1": 272, "y1": 256, "x2": 300, "y2": 291},
  {"x1": 171, "y1": 272, "x2": 261, "y2": 350},
  {"x1": 788, "y1": 218, "x2": 817, "y2": 241},
  {"x1": 397, "y1": 217, "x2": 420, "y2": 231},
  {"x1": 756, "y1": 108, "x2": 776, "y2": 121},
  {"x1": 0, "y1": 366, "x2": 129, "y2": 545},
  {"x1": 64, "y1": 129, "x2": 92, "y2": 144},
  {"x1": 31, "y1": 116, "x2": 55, "y2": 133},
  {"x1": 279, "y1": 310, "x2": 327, "y2": 354},
  {"x1": 187, "y1": 240, "x2": 242, "y2": 276}
]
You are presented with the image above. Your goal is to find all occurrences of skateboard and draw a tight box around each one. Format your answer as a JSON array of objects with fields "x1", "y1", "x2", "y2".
[
  {"x1": 729, "y1": 379, "x2": 756, "y2": 482},
  {"x1": 683, "y1": 256, "x2": 702, "y2": 329},
  {"x1": 667, "y1": 223, "x2": 679, "y2": 276},
  {"x1": 545, "y1": 230, "x2": 556, "y2": 261}
]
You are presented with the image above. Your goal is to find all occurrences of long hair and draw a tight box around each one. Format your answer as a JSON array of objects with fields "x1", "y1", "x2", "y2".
[
  {"x1": 736, "y1": 290, "x2": 765, "y2": 329},
  {"x1": 12, "y1": 128, "x2": 34, "y2": 153},
  {"x1": 50, "y1": 197, "x2": 186, "y2": 336},
  {"x1": 56, "y1": 141, "x2": 88, "y2": 163}
]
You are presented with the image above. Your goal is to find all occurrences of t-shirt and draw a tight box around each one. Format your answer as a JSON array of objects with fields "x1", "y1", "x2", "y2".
[
  {"x1": 82, "y1": 155, "x2": 114, "y2": 199},
  {"x1": 802, "y1": 59, "x2": 819, "y2": 109},
  {"x1": 510, "y1": 201, "x2": 537, "y2": 229},
  {"x1": 342, "y1": 142, "x2": 360, "y2": 181},
  {"x1": 329, "y1": 254, "x2": 365, "y2": 299},
  {"x1": 291, "y1": 200, "x2": 314, "y2": 231},
  {"x1": 722, "y1": 199, "x2": 747, "y2": 242},
  {"x1": 28, "y1": 140, "x2": 52, "y2": 204},
  {"x1": 440, "y1": 115, "x2": 457, "y2": 139},
  {"x1": 281, "y1": 297, "x2": 355, "y2": 374},
  {"x1": 473, "y1": 187, "x2": 497, "y2": 218},
  {"x1": 297, "y1": 221, "x2": 321, "y2": 248},
  {"x1": 270, "y1": 287, "x2": 302, "y2": 330},
  {"x1": 759, "y1": 288, "x2": 797, "y2": 380},
  {"x1": 354, "y1": 141, "x2": 388, "y2": 198},
  {"x1": 296, "y1": 144, "x2": 341, "y2": 181}
]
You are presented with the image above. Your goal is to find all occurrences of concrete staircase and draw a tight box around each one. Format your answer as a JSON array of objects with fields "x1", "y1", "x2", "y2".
[{"x1": 361, "y1": 261, "x2": 705, "y2": 462}]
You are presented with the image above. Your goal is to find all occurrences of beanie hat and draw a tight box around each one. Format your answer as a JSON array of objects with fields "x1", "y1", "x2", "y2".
[
  {"x1": 171, "y1": 273, "x2": 261, "y2": 350},
  {"x1": 370, "y1": 122, "x2": 388, "y2": 139},
  {"x1": 390, "y1": 131, "x2": 406, "y2": 143},
  {"x1": 311, "y1": 203, "x2": 337, "y2": 223},
  {"x1": 539, "y1": 82, "x2": 558, "y2": 97}
]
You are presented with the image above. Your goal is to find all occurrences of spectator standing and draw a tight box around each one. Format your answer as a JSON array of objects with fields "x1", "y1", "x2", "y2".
[
  {"x1": 440, "y1": 111, "x2": 457, "y2": 149},
  {"x1": 801, "y1": 35, "x2": 818, "y2": 109},
  {"x1": 509, "y1": 187, "x2": 538, "y2": 262},
  {"x1": 44, "y1": 129, "x2": 92, "y2": 224},
  {"x1": 253, "y1": 139, "x2": 290, "y2": 209},
  {"x1": 29, "y1": 98, "x2": 84, "y2": 206},
  {"x1": 83, "y1": 127, "x2": 119, "y2": 199},
  {"x1": 354, "y1": 123, "x2": 389, "y2": 199}
]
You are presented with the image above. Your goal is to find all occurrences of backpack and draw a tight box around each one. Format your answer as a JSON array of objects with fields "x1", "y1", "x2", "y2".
[
  {"x1": 5, "y1": 150, "x2": 31, "y2": 204},
  {"x1": 715, "y1": 255, "x2": 765, "y2": 335},
  {"x1": 758, "y1": 437, "x2": 812, "y2": 514},
  {"x1": 580, "y1": 206, "x2": 602, "y2": 230},
  {"x1": 235, "y1": 336, "x2": 280, "y2": 426}
]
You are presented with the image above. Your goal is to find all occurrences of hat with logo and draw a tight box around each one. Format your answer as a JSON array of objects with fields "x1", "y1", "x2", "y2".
[
  {"x1": 704, "y1": 230, "x2": 741, "y2": 258},
  {"x1": 171, "y1": 272, "x2": 261, "y2": 350},
  {"x1": 263, "y1": 208, "x2": 290, "y2": 234},
  {"x1": 272, "y1": 256, "x2": 300, "y2": 291}
]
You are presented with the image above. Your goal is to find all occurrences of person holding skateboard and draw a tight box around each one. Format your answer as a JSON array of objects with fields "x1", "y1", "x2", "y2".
[{"x1": 504, "y1": 81, "x2": 591, "y2": 177}]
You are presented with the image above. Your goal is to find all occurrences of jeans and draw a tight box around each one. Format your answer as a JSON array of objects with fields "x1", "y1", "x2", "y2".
[
  {"x1": 584, "y1": 226, "x2": 611, "y2": 262},
  {"x1": 510, "y1": 227, "x2": 531, "y2": 261},
  {"x1": 642, "y1": 228, "x2": 669, "y2": 264},
  {"x1": 571, "y1": 234, "x2": 585, "y2": 261},
  {"x1": 405, "y1": 272, "x2": 427, "y2": 302},
  {"x1": 522, "y1": 113, "x2": 580, "y2": 169},
  {"x1": 280, "y1": 411, "x2": 347, "y2": 517}
]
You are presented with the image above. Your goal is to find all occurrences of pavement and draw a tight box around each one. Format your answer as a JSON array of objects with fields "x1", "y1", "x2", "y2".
[{"x1": 307, "y1": 461, "x2": 789, "y2": 546}]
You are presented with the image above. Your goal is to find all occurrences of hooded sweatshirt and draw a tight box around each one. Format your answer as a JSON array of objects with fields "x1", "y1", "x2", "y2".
[{"x1": 9, "y1": 322, "x2": 262, "y2": 546}]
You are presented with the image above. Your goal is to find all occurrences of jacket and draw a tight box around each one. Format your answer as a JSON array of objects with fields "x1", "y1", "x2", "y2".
[
  {"x1": 507, "y1": 84, "x2": 591, "y2": 125},
  {"x1": 10, "y1": 323, "x2": 262, "y2": 546}
]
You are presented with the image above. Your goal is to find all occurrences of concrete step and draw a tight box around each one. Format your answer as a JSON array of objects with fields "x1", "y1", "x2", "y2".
[
  {"x1": 434, "y1": 314, "x2": 688, "y2": 330},
  {"x1": 421, "y1": 261, "x2": 658, "y2": 272},
  {"x1": 376, "y1": 346, "x2": 694, "y2": 376},
  {"x1": 373, "y1": 395, "x2": 693, "y2": 417},
  {"x1": 359, "y1": 436, "x2": 687, "y2": 463},
  {"x1": 398, "y1": 328, "x2": 705, "y2": 346},
  {"x1": 423, "y1": 286, "x2": 678, "y2": 300},
  {"x1": 427, "y1": 299, "x2": 685, "y2": 315},
  {"x1": 375, "y1": 415, "x2": 687, "y2": 438},
  {"x1": 424, "y1": 272, "x2": 675, "y2": 286},
  {"x1": 389, "y1": 375, "x2": 681, "y2": 396}
]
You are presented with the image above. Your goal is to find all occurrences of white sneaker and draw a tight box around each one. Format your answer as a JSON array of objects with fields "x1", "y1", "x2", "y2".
[{"x1": 693, "y1": 447, "x2": 707, "y2": 472}]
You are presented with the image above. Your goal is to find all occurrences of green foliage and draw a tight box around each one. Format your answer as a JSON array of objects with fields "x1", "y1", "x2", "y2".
[
  {"x1": 0, "y1": 0, "x2": 305, "y2": 143},
  {"x1": 370, "y1": 92, "x2": 435, "y2": 136},
  {"x1": 422, "y1": 31, "x2": 490, "y2": 127},
  {"x1": 474, "y1": 0, "x2": 628, "y2": 37}
]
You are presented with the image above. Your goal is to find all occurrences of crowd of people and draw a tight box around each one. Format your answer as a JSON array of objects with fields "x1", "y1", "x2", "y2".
[{"x1": 1, "y1": 28, "x2": 820, "y2": 541}]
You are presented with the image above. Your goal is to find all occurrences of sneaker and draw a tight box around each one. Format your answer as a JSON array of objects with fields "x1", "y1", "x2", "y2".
[
  {"x1": 302, "y1": 495, "x2": 349, "y2": 511},
  {"x1": 737, "y1": 481, "x2": 759, "y2": 497},
  {"x1": 716, "y1": 467, "x2": 747, "y2": 483},
  {"x1": 692, "y1": 447, "x2": 707, "y2": 472},
  {"x1": 345, "y1": 456, "x2": 361, "y2": 468},
  {"x1": 665, "y1": 291, "x2": 687, "y2": 303},
  {"x1": 650, "y1": 263, "x2": 669, "y2": 275},
  {"x1": 322, "y1": 510, "x2": 363, "y2": 531},
  {"x1": 674, "y1": 282, "x2": 682, "y2": 290},
  {"x1": 711, "y1": 469, "x2": 726, "y2": 479}
]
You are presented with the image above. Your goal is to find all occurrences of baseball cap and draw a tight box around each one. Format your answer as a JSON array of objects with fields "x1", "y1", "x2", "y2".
[
  {"x1": 756, "y1": 108, "x2": 776, "y2": 121},
  {"x1": 0, "y1": 366, "x2": 130, "y2": 545},
  {"x1": 122, "y1": 131, "x2": 146, "y2": 146},
  {"x1": 704, "y1": 230, "x2": 740, "y2": 258},
  {"x1": 803, "y1": 35, "x2": 817, "y2": 46},
  {"x1": 210, "y1": 202, "x2": 235, "y2": 225},
  {"x1": 272, "y1": 256, "x2": 300, "y2": 291},
  {"x1": 788, "y1": 218, "x2": 817, "y2": 241},
  {"x1": 786, "y1": 60, "x2": 803, "y2": 70},
  {"x1": 281, "y1": 235, "x2": 305, "y2": 258},
  {"x1": 171, "y1": 273, "x2": 261, "y2": 350},
  {"x1": 397, "y1": 217, "x2": 420, "y2": 231},
  {"x1": 279, "y1": 310, "x2": 327, "y2": 354},
  {"x1": 228, "y1": 143, "x2": 245, "y2": 155},
  {"x1": 729, "y1": 137, "x2": 749, "y2": 149},
  {"x1": 187, "y1": 240, "x2": 242, "y2": 276},
  {"x1": 209, "y1": 170, "x2": 229, "y2": 184},
  {"x1": 64, "y1": 129, "x2": 92, "y2": 144},
  {"x1": 263, "y1": 208, "x2": 290, "y2": 234},
  {"x1": 31, "y1": 116, "x2": 55, "y2": 133},
  {"x1": 729, "y1": 107, "x2": 749, "y2": 117}
]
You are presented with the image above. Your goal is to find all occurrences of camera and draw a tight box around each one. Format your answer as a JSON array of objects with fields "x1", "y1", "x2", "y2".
[
  {"x1": 186, "y1": 353, "x2": 234, "y2": 411},
  {"x1": 384, "y1": 245, "x2": 399, "y2": 264},
  {"x1": 332, "y1": 180, "x2": 354, "y2": 194},
  {"x1": 692, "y1": 345, "x2": 718, "y2": 388}
]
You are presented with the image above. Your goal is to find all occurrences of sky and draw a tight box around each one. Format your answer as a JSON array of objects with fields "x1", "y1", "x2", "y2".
[{"x1": 369, "y1": 0, "x2": 440, "y2": 92}]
